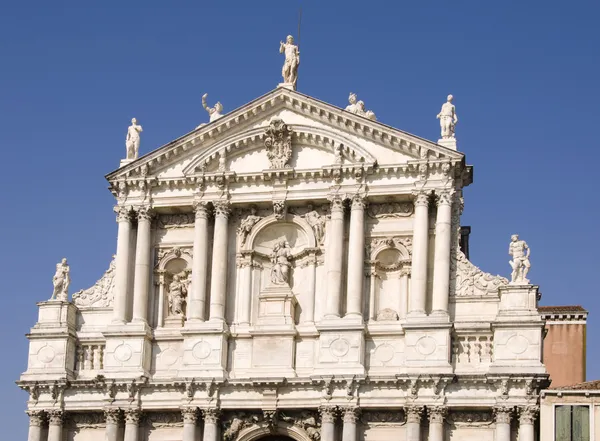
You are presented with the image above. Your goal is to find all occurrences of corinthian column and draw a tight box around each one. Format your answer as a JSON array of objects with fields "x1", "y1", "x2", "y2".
[
  {"x1": 325, "y1": 196, "x2": 345, "y2": 318},
  {"x1": 26, "y1": 410, "x2": 44, "y2": 441},
  {"x1": 202, "y1": 408, "x2": 220, "y2": 441},
  {"x1": 346, "y1": 195, "x2": 366, "y2": 319},
  {"x1": 47, "y1": 410, "x2": 64, "y2": 441},
  {"x1": 518, "y1": 406, "x2": 538, "y2": 441},
  {"x1": 320, "y1": 407, "x2": 337, "y2": 441},
  {"x1": 104, "y1": 408, "x2": 121, "y2": 441},
  {"x1": 188, "y1": 202, "x2": 210, "y2": 323},
  {"x1": 124, "y1": 409, "x2": 141, "y2": 441},
  {"x1": 431, "y1": 191, "x2": 453, "y2": 316},
  {"x1": 209, "y1": 201, "x2": 231, "y2": 322},
  {"x1": 409, "y1": 192, "x2": 430, "y2": 316},
  {"x1": 113, "y1": 206, "x2": 133, "y2": 324},
  {"x1": 132, "y1": 206, "x2": 154, "y2": 323},
  {"x1": 428, "y1": 406, "x2": 446, "y2": 441},
  {"x1": 494, "y1": 406, "x2": 513, "y2": 441},
  {"x1": 406, "y1": 406, "x2": 423, "y2": 441},
  {"x1": 182, "y1": 407, "x2": 198, "y2": 441},
  {"x1": 341, "y1": 407, "x2": 359, "y2": 441}
]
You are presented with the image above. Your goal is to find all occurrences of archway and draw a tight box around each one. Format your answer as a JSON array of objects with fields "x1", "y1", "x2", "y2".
[{"x1": 255, "y1": 436, "x2": 295, "y2": 441}]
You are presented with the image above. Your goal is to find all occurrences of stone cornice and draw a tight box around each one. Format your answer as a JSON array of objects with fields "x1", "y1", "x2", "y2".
[{"x1": 106, "y1": 87, "x2": 466, "y2": 185}]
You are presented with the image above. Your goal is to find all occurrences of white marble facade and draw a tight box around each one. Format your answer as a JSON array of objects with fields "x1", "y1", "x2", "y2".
[{"x1": 19, "y1": 86, "x2": 547, "y2": 441}]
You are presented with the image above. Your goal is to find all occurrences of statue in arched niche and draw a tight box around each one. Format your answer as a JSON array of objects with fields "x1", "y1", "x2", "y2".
[
  {"x1": 168, "y1": 274, "x2": 188, "y2": 316},
  {"x1": 270, "y1": 239, "x2": 293, "y2": 286}
]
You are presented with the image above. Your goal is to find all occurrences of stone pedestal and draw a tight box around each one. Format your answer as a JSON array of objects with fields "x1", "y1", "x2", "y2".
[
  {"x1": 119, "y1": 159, "x2": 134, "y2": 167},
  {"x1": 179, "y1": 321, "x2": 229, "y2": 379},
  {"x1": 102, "y1": 323, "x2": 152, "y2": 378},
  {"x1": 437, "y1": 138, "x2": 457, "y2": 150},
  {"x1": 491, "y1": 285, "x2": 545, "y2": 374},
  {"x1": 315, "y1": 321, "x2": 365, "y2": 375},
  {"x1": 22, "y1": 301, "x2": 77, "y2": 381},
  {"x1": 164, "y1": 314, "x2": 185, "y2": 328},
  {"x1": 402, "y1": 323, "x2": 452, "y2": 374},
  {"x1": 277, "y1": 82, "x2": 295, "y2": 90},
  {"x1": 257, "y1": 285, "x2": 297, "y2": 327}
]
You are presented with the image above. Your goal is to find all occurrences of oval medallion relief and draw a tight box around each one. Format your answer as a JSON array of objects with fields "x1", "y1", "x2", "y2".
[
  {"x1": 192, "y1": 341, "x2": 212, "y2": 360},
  {"x1": 114, "y1": 343, "x2": 133, "y2": 362},
  {"x1": 330, "y1": 338, "x2": 350, "y2": 358},
  {"x1": 37, "y1": 346, "x2": 56, "y2": 364},
  {"x1": 506, "y1": 334, "x2": 529, "y2": 355},
  {"x1": 415, "y1": 336, "x2": 437, "y2": 356}
]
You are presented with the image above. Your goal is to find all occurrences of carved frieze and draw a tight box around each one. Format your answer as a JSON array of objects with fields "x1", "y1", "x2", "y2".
[
  {"x1": 447, "y1": 410, "x2": 494, "y2": 426},
  {"x1": 367, "y1": 202, "x2": 413, "y2": 219},
  {"x1": 72, "y1": 258, "x2": 116, "y2": 307},
  {"x1": 360, "y1": 410, "x2": 406, "y2": 426},
  {"x1": 156, "y1": 213, "x2": 195, "y2": 229},
  {"x1": 67, "y1": 412, "x2": 105, "y2": 429},
  {"x1": 142, "y1": 412, "x2": 183, "y2": 428}
]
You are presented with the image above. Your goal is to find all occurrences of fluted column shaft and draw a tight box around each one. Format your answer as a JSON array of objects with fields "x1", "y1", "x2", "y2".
[
  {"x1": 409, "y1": 192, "x2": 430, "y2": 315},
  {"x1": 519, "y1": 406, "x2": 538, "y2": 441},
  {"x1": 189, "y1": 202, "x2": 210, "y2": 322},
  {"x1": 104, "y1": 408, "x2": 121, "y2": 441},
  {"x1": 494, "y1": 407, "x2": 512, "y2": 441},
  {"x1": 182, "y1": 407, "x2": 198, "y2": 441},
  {"x1": 406, "y1": 406, "x2": 423, "y2": 441},
  {"x1": 47, "y1": 410, "x2": 64, "y2": 441},
  {"x1": 237, "y1": 252, "x2": 253, "y2": 325},
  {"x1": 399, "y1": 267, "x2": 411, "y2": 319},
  {"x1": 202, "y1": 409, "x2": 220, "y2": 441},
  {"x1": 325, "y1": 196, "x2": 345, "y2": 318},
  {"x1": 209, "y1": 202, "x2": 231, "y2": 321},
  {"x1": 27, "y1": 411, "x2": 44, "y2": 441},
  {"x1": 320, "y1": 407, "x2": 337, "y2": 441},
  {"x1": 428, "y1": 407, "x2": 446, "y2": 441},
  {"x1": 132, "y1": 206, "x2": 153, "y2": 323},
  {"x1": 342, "y1": 407, "x2": 358, "y2": 441},
  {"x1": 113, "y1": 207, "x2": 133, "y2": 324},
  {"x1": 432, "y1": 191, "x2": 453, "y2": 315},
  {"x1": 124, "y1": 409, "x2": 141, "y2": 441},
  {"x1": 346, "y1": 195, "x2": 366, "y2": 318}
]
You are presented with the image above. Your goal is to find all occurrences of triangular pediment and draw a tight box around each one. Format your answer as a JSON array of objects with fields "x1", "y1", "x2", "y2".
[{"x1": 106, "y1": 87, "x2": 466, "y2": 188}]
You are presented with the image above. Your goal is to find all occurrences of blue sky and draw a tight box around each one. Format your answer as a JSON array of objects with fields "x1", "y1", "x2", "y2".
[{"x1": 1, "y1": 0, "x2": 598, "y2": 437}]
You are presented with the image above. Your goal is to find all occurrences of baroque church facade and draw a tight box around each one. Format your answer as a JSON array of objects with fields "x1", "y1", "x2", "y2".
[{"x1": 19, "y1": 37, "x2": 547, "y2": 441}]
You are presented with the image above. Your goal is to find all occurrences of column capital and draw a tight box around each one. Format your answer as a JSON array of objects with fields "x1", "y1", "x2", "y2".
[
  {"x1": 493, "y1": 405, "x2": 514, "y2": 424},
  {"x1": 328, "y1": 194, "x2": 345, "y2": 212},
  {"x1": 435, "y1": 189, "x2": 454, "y2": 207},
  {"x1": 519, "y1": 406, "x2": 539, "y2": 425},
  {"x1": 181, "y1": 407, "x2": 199, "y2": 424},
  {"x1": 27, "y1": 410, "x2": 46, "y2": 426},
  {"x1": 405, "y1": 405, "x2": 424, "y2": 423},
  {"x1": 104, "y1": 408, "x2": 122, "y2": 425},
  {"x1": 202, "y1": 408, "x2": 221, "y2": 424},
  {"x1": 193, "y1": 201, "x2": 210, "y2": 219},
  {"x1": 341, "y1": 406, "x2": 360, "y2": 423},
  {"x1": 350, "y1": 194, "x2": 367, "y2": 210},
  {"x1": 428, "y1": 406, "x2": 447, "y2": 424},
  {"x1": 114, "y1": 205, "x2": 132, "y2": 223},
  {"x1": 47, "y1": 409, "x2": 64, "y2": 426},
  {"x1": 319, "y1": 406, "x2": 338, "y2": 424},
  {"x1": 136, "y1": 205, "x2": 155, "y2": 222},
  {"x1": 213, "y1": 200, "x2": 231, "y2": 218},
  {"x1": 412, "y1": 190, "x2": 432, "y2": 207},
  {"x1": 125, "y1": 408, "x2": 141, "y2": 425}
]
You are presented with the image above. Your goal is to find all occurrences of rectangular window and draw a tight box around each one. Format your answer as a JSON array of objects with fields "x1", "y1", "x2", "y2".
[{"x1": 555, "y1": 405, "x2": 590, "y2": 441}]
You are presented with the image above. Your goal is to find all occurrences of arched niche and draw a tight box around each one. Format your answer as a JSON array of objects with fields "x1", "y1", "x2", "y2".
[
  {"x1": 244, "y1": 215, "x2": 316, "y2": 254},
  {"x1": 237, "y1": 424, "x2": 312, "y2": 441},
  {"x1": 368, "y1": 238, "x2": 411, "y2": 321},
  {"x1": 156, "y1": 247, "x2": 193, "y2": 272}
]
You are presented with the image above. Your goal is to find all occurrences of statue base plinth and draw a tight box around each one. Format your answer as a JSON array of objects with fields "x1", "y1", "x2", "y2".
[
  {"x1": 120, "y1": 159, "x2": 134, "y2": 168},
  {"x1": 277, "y1": 82, "x2": 296, "y2": 91},
  {"x1": 437, "y1": 138, "x2": 457, "y2": 150},
  {"x1": 164, "y1": 315, "x2": 185, "y2": 328},
  {"x1": 257, "y1": 285, "x2": 297, "y2": 327}
]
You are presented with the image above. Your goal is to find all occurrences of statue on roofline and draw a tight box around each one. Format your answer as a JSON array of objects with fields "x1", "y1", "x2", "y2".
[
  {"x1": 51, "y1": 258, "x2": 70, "y2": 301},
  {"x1": 125, "y1": 118, "x2": 143, "y2": 160},
  {"x1": 280, "y1": 35, "x2": 300, "y2": 89},
  {"x1": 508, "y1": 234, "x2": 531, "y2": 284},
  {"x1": 437, "y1": 94, "x2": 458, "y2": 139}
]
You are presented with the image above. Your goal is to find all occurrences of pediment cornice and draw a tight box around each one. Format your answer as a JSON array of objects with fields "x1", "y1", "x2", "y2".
[{"x1": 106, "y1": 87, "x2": 465, "y2": 185}]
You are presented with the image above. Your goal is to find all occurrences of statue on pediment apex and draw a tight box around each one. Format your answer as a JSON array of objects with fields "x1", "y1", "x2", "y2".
[
  {"x1": 51, "y1": 258, "x2": 70, "y2": 301},
  {"x1": 280, "y1": 35, "x2": 300, "y2": 89},
  {"x1": 125, "y1": 118, "x2": 143, "y2": 160},
  {"x1": 202, "y1": 93, "x2": 224, "y2": 123},
  {"x1": 509, "y1": 234, "x2": 531, "y2": 284},
  {"x1": 437, "y1": 94, "x2": 458, "y2": 139}
]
